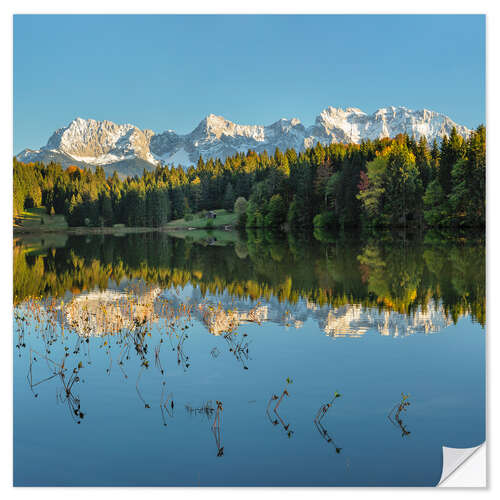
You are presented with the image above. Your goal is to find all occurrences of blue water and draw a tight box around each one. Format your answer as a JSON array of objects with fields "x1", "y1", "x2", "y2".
[
  {"x1": 13, "y1": 233, "x2": 485, "y2": 486},
  {"x1": 14, "y1": 306, "x2": 484, "y2": 486}
]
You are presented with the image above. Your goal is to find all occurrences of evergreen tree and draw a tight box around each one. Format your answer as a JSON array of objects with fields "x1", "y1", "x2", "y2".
[
  {"x1": 222, "y1": 182, "x2": 235, "y2": 211},
  {"x1": 423, "y1": 180, "x2": 447, "y2": 226},
  {"x1": 99, "y1": 190, "x2": 114, "y2": 226},
  {"x1": 265, "y1": 194, "x2": 286, "y2": 227},
  {"x1": 234, "y1": 196, "x2": 248, "y2": 228},
  {"x1": 385, "y1": 143, "x2": 422, "y2": 226},
  {"x1": 439, "y1": 127, "x2": 465, "y2": 195},
  {"x1": 356, "y1": 156, "x2": 387, "y2": 225}
]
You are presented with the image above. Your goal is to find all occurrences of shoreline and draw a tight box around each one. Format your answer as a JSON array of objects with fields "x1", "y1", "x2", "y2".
[{"x1": 13, "y1": 225, "x2": 234, "y2": 236}]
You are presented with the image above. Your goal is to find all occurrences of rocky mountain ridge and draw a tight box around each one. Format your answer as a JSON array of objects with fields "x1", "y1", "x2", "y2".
[{"x1": 17, "y1": 106, "x2": 471, "y2": 177}]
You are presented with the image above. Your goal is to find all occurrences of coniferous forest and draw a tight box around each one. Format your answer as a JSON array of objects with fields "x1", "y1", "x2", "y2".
[{"x1": 13, "y1": 126, "x2": 485, "y2": 231}]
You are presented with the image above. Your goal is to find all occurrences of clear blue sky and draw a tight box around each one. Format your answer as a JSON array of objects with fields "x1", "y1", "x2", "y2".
[{"x1": 14, "y1": 14, "x2": 485, "y2": 153}]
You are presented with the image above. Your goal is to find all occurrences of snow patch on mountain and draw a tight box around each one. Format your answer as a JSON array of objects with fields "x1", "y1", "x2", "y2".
[{"x1": 152, "y1": 147, "x2": 192, "y2": 167}]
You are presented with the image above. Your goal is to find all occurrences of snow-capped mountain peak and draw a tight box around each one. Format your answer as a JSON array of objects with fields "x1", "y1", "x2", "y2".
[
  {"x1": 195, "y1": 114, "x2": 264, "y2": 141},
  {"x1": 43, "y1": 117, "x2": 154, "y2": 167},
  {"x1": 17, "y1": 105, "x2": 472, "y2": 176}
]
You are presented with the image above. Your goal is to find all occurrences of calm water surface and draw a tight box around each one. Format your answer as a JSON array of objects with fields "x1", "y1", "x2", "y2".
[{"x1": 13, "y1": 230, "x2": 485, "y2": 486}]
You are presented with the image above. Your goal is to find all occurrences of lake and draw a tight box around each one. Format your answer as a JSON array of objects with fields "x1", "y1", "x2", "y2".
[{"x1": 13, "y1": 229, "x2": 485, "y2": 486}]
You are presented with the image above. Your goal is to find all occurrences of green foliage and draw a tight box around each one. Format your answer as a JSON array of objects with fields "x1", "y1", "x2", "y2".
[
  {"x1": 286, "y1": 199, "x2": 299, "y2": 228},
  {"x1": 357, "y1": 156, "x2": 387, "y2": 225},
  {"x1": 222, "y1": 183, "x2": 235, "y2": 211},
  {"x1": 265, "y1": 194, "x2": 286, "y2": 228},
  {"x1": 234, "y1": 196, "x2": 248, "y2": 229},
  {"x1": 313, "y1": 211, "x2": 336, "y2": 229},
  {"x1": 234, "y1": 196, "x2": 247, "y2": 216},
  {"x1": 13, "y1": 126, "x2": 485, "y2": 231},
  {"x1": 423, "y1": 180, "x2": 448, "y2": 226},
  {"x1": 384, "y1": 142, "x2": 422, "y2": 226},
  {"x1": 448, "y1": 126, "x2": 485, "y2": 227},
  {"x1": 439, "y1": 127, "x2": 465, "y2": 195}
]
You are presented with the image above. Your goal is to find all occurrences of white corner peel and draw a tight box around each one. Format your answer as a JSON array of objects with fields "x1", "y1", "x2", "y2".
[{"x1": 437, "y1": 443, "x2": 486, "y2": 487}]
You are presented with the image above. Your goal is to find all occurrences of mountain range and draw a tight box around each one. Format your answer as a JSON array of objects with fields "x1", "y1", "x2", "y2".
[{"x1": 17, "y1": 106, "x2": 471, "y2": 177}]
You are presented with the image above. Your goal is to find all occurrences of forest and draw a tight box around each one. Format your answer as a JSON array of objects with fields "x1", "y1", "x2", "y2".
[{"x1": 13, "y1": 125, "x2": 485, "y2": 230}]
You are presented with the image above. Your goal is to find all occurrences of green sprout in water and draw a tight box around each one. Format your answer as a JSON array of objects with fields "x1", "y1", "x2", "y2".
[
  {"x1": 314, "y1": 390, "x2": 342, "y2": 453},
  {"x1": 212, "y1": 400, "x2": 224, "y2": 457},
  {"x1": 388, "y1": 393, "x2": 411, "y2": 438},
  {"x1": 266, "y1": 378, "x2": 294, "y2": 438}
]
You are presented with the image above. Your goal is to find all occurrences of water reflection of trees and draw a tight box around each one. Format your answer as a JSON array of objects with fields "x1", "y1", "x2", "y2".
[
  {"x1": 13, "y1": 231, "x2": 484, "y2": 464},
  {"x1": 14, "y1": 231, "x2": 485, "y2": 325}
]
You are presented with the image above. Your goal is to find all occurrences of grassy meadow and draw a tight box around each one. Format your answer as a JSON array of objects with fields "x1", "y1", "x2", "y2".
[{"x1": 164, "y1": 209, "x2": 237, "y2": 229}]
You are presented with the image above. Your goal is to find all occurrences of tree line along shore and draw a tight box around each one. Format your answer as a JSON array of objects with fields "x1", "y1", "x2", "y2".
[{"x1": 13, "y1": 126, "x2": 485, "y2": 232}]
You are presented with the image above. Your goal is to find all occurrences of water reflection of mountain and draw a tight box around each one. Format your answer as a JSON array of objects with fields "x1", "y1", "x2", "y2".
[
  {"x1": 14, "y1": 231, "x2": 485, "y2": 327},
  {"x1": 57, "y1": 284, "x2": 454, "y2": 339},
  {"x1": 64, "y1": 288, "x2": 162, "y2": 337},
  {"x1": 164, "y1": 286, "x2": 454, "y2": 338}
]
